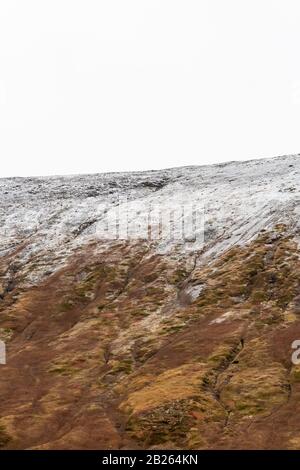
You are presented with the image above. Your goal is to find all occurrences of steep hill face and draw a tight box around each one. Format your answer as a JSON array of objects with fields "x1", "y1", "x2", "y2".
[{"x1": 0, "y1": 155, "x2": 300, "y2": 449}]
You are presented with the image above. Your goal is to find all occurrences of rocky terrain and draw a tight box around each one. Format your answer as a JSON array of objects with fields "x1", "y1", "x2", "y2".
[{"x1": 0, "y1": 154, "x2": 300, "y2": 449}]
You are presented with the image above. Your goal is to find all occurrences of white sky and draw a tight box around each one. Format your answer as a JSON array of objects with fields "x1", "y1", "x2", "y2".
[{"x1": 1, "y1": 1, "x2": 300, "y2": 177}]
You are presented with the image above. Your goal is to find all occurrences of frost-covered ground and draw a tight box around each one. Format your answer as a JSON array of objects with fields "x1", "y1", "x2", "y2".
[{"x1": 0, "y1": 154, "x2": 300, "y2": 285}]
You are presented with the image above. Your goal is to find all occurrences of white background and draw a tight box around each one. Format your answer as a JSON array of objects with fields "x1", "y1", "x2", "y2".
[{"x1": 1, "y1": 1, "x2": 300, "y2": 177}]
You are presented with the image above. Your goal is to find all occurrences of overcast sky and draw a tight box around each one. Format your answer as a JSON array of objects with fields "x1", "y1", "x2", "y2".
[{"x1": 1, "y1": 1, "x2": 300, "y2": 177}]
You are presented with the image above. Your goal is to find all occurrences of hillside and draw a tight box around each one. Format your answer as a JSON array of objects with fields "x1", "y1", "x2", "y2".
[{"x1": 0, "y1": 155, "x2": 300, "y2": 449}]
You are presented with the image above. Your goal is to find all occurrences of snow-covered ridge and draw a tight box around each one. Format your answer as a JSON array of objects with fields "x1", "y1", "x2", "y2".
[{"x1": 1, "y1": 154, "x2": 300, "y2": 285}]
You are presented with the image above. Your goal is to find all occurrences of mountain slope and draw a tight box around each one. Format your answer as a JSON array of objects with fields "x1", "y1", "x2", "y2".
[{"x1": 0, "y1": 155, "x2": 300, "y2": 449}]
